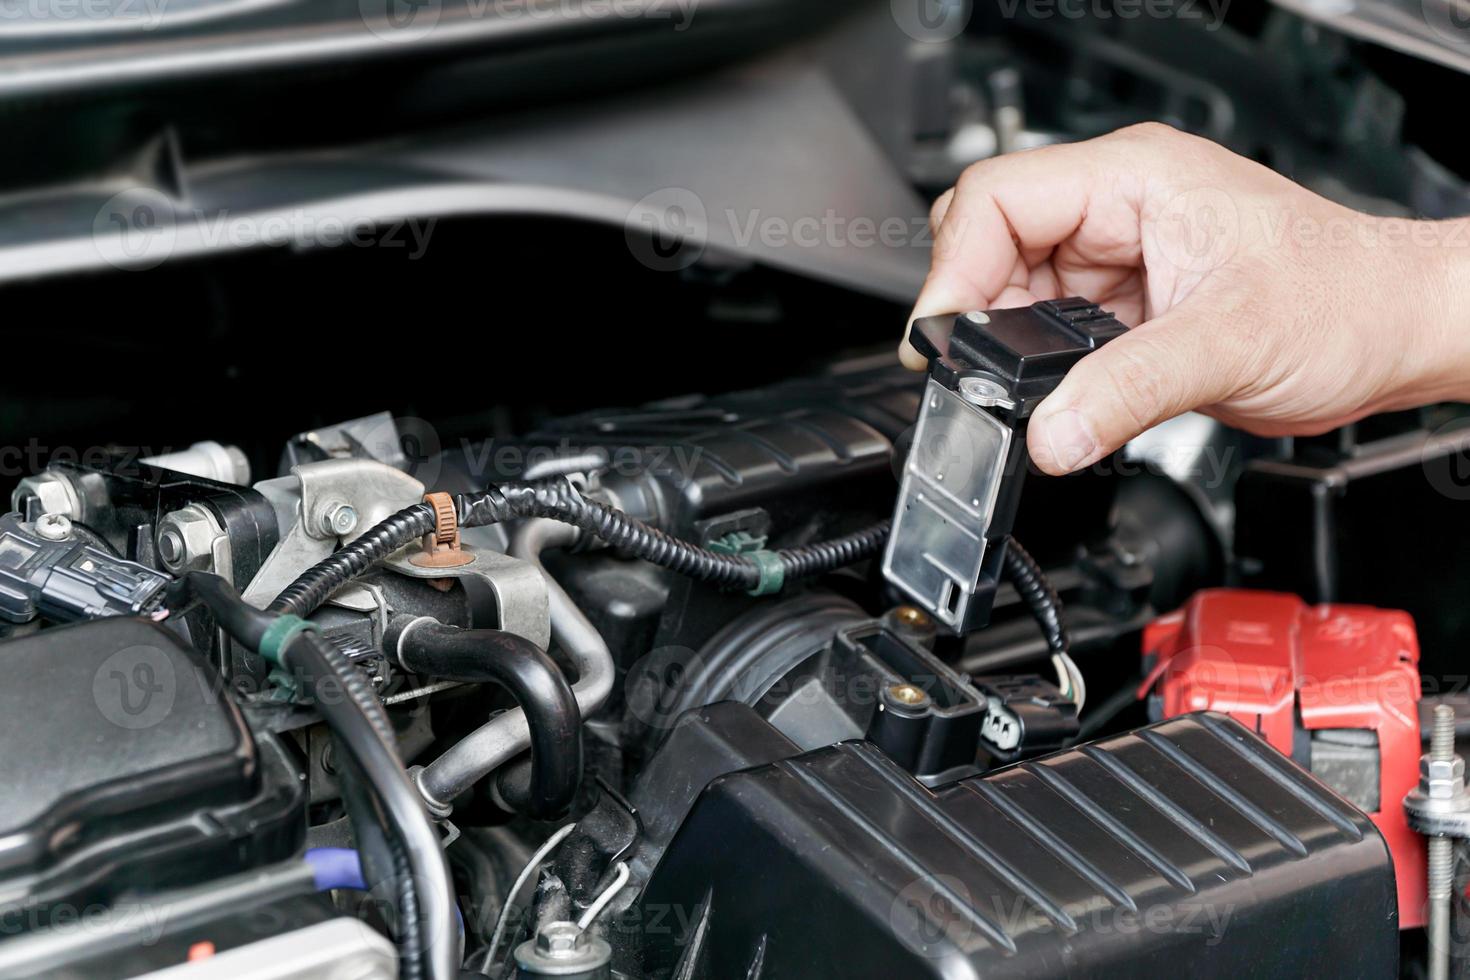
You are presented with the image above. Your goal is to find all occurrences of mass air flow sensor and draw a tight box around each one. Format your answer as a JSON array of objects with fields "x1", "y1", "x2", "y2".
[{"x1": 883, "y1": 298, "x2": 1124, "y2": 633}]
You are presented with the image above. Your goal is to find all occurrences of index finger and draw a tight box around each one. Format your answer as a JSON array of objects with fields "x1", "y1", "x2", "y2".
[{"x1": 903, "y1": 136, "x2": 1146, "y2": 362}]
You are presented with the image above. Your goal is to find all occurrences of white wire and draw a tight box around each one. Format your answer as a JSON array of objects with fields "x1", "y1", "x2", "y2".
[
  {"x1": 1050, "y1": 654, "x2": 1072, "y2": 698},
  {"x1": 1062, "y1": 652, "x2": 1087, "y2": 713},
  {"x1": 576, "y1": 861, "x2": 631, "y2": 930},
  {"x1": 485, "y1": 822, "x2": 577, "y2": 966}
]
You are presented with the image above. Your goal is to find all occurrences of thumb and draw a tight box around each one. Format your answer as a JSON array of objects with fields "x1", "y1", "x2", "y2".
[{"x1": 1026, "y1": 306, "x2": 1243, "y2": 475}]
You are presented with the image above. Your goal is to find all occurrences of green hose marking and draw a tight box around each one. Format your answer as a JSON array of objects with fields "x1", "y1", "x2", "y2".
[
  {"x1": 745, "y1": 550, "x2": 785, "y2": 596},
  {"x1": 259, "y1": 615, "x2": 321, "y2": 665}
]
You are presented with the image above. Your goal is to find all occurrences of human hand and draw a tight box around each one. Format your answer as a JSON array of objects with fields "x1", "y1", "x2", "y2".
[{"x1": 905, "y1": 123, "x2": 1470, "y2": 474}]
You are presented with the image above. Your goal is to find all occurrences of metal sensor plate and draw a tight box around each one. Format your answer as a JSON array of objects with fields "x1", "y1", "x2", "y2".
[{"x1": 883, "y1": 379, "x2": 1010, "y2": 629}]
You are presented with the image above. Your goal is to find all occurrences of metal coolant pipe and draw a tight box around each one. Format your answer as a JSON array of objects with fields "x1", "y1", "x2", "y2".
[{"x1": 415, "y1": 519, "x2": 613, "y2": 813}]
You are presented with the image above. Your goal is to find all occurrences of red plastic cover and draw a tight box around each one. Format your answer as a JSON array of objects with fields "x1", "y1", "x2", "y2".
[{"x1": 1143, "y1": 588, "x2": 1425, "y2": 927}]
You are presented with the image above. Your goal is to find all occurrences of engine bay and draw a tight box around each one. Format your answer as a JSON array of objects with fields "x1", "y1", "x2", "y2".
[
  {"x1": 5, "y1": 0, "x2": 1470, "y2": 977},
  {"x1": 0, "y1": 317, "x2": 1461, "y2": 977}
]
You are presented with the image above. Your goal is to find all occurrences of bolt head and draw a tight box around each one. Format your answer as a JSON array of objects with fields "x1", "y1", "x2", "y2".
[
  {"x1": 963, "y1": 310, "x2": 990, "y2": 324},
  {"x1": 535, "y1": 921, "x2": 588, "y2": 959},
  {"x1": 330, "y1": 504, "x2": 358, "y2": 536},
  {"x1": 317, "y1": 502, "x2": 359, "y2": 538}
]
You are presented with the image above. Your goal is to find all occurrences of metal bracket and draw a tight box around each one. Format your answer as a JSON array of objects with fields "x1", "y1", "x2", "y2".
[
  {"x1": 383, "y1": 546, "x2": 550, "y2": 651},
  {"x1": 242, "y1": 458, "x2": 425, "y2": 609}
]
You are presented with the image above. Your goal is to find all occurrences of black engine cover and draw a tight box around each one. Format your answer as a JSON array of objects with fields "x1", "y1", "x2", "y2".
[
  {"x1": 635, "y1": 712, "x2": 1396, "y2": 978},
  {"x1": 0, "y1": 618, "x2": 303, "y2": 922}
]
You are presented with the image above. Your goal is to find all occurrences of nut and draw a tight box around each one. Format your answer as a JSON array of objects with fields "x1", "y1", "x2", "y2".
[
  {"x1": 534, "y1": 922, "x2": 588, "y2": 959},
  {"x1": 157, "y1": 504, "x2": 227, "y2": 574},
  {"x1": 1423, "y1": 756, "x2": 1467, "y2": 799},
  {"x1": 11, "y1": 473, "x2": 80, "y2": 521}
]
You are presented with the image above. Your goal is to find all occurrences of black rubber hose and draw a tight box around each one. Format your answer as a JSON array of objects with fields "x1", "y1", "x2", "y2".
[
  {"x1": 338, "y1": 749, "x2": 426, "y2": 980},
  {"x1": 268, "y1": 478, "x2": 889, "y2": 620},
  {"x1": 282, "y1": 631, "x2": 458, "y2": 980},
  {"x1": 394, "y1": 621, "x2": 582, "y2": 818},
  {"x1": 182, "y1": 574, "x2": 457, "y2": 980},
  {"x1": 1001, "y1": 536, "x2": 1070, "y2": 658},
  {"x1": 181, "y1": 571, "x2": 277, "y2": 650}
]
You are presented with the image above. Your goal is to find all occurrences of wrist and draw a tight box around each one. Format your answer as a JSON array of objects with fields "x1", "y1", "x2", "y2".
[{"x1": 1398, "y1": 218, "x2": 1470, "y2": 404}]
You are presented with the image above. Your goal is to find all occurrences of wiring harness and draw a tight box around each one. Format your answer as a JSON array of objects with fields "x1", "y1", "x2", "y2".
[
  {"x1": 1001, "y1": 537, "x2": 1085, "y2": 710},
  {"x1": 269, "y1": 477, "x2": 890, "y2": 619}
]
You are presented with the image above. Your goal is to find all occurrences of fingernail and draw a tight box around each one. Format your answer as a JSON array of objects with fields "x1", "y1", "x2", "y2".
[{"x1": 1040, "y1": 409, "x2": 1097, "y2": 473}]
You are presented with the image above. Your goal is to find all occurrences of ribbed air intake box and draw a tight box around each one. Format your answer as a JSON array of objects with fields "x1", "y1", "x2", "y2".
[{"x1": 635, "y1": 712, "x2": 1396, "y2": 977}]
